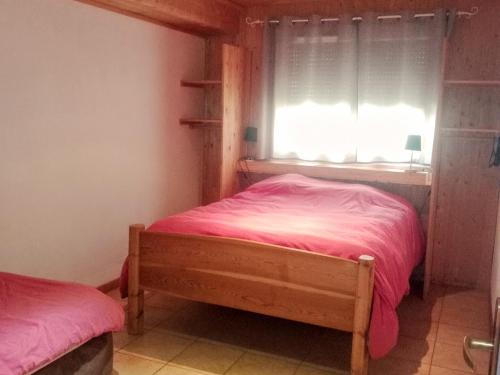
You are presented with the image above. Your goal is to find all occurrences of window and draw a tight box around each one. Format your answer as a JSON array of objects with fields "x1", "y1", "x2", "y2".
[{"x1": 257, "y1": 12, "x2": 446, "y2": 165}]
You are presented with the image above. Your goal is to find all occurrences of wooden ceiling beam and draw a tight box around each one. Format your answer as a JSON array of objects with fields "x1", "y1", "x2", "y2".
[{"x1": 77, "y1": 0, "x2": 243, "y2": 36}]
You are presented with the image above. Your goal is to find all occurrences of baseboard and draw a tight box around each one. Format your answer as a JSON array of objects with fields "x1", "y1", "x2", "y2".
[{"x1": 97, "y1": 278, "x2": 119, "y2": 293}]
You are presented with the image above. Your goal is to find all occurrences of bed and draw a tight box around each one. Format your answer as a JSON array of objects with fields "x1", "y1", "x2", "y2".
[
  {"x1": 0, "y1": 272, "x2": 124, "y2": 375},
  {"x1": 125, "y1": 174, "x2": 424, "y2": 375}
]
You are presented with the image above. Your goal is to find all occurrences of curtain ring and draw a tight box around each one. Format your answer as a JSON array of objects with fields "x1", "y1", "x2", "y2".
[{"x1": 467, "y1": 6, "x2": 479, "y2": 19}]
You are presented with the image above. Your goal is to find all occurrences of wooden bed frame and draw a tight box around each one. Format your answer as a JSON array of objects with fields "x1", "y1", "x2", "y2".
[{"x1": 127, "y1": 224, "x2": 375, "y2": 375}]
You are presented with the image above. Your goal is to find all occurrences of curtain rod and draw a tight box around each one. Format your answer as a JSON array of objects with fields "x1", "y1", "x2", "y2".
[{"x1": 245, "y1": 7, "x2": 478, "y2": 27}]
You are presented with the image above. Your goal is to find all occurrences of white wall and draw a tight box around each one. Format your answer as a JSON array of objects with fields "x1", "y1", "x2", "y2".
[{"x1": 0, "y1": 0, "x2": 205, "y2": 286}]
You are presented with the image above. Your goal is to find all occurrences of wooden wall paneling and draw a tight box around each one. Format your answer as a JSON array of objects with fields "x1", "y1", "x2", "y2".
[
  {"x1": 246, "y1": 1, "x2": 436, "y2": 17},
  {"x1": 201, "y1": 128, "x2": 222, "y2": 204},
  {"x1": 428, "y1": 0, "x2": 500, "y2": 289},
  {"x1": 435, "y1": 83, "x2": 500, "y2": 288},
  {"x1": 423, "y1": 39, "x2": 449, "y2": 298},
  {"x1": 202, "y1": 36, "x2": 229, "y2": 205},
  {"x1": 77, "y1": 0, "x2": 242, "y2": 35},
  {"x1": 239, "y1": 159, "x2": 431, "y2": 186},
  {"x1": 220, "y1": 44, "x2": 245, "y2": 198},
  {"x1": 244, "y1": 0, "x2": 482, "y2": 20},
  {"x1": 446, "y1": 0, "x2": 500, "y2": 81},
  {"x1": 202, "y1": 36, "x2": 242, "y2": 204},
  {"x1": 242, "y1": 9, "x2": 264, "y2": 137},
  {"x1": 442, "y1": 87, "x2": 500, "y2": 130},
  {"x1": 432, "y1": 137, "x2": 500, "y2": 289}
]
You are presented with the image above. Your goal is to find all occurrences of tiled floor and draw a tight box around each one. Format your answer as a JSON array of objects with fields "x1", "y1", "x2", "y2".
[{"x1": 108, "y1": 285, "x2": 492, "y2": 375}]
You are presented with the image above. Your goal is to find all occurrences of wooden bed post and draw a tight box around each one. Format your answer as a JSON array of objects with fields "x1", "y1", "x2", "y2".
[
  {"x1": 128, "y1": 224, "x2": 145, "y2": 335},
  {"x1": 351, "y1": 255, "x2": 375, "y2": 375}
]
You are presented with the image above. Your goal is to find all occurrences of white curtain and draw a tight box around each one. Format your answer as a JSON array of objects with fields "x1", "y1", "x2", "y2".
[
  {"x1": 357, "y1": 10, "x2": 446, "y2": 164},
  {"x1": 259, "y1": 11, "x2": 447, "y2": 164}
]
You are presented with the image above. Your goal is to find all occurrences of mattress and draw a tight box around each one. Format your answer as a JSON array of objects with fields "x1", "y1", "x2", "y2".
[
  {"x1": 34, "y1": 333, "x2": 113, "y2": 375},
  {"x1": 123, "y1": 173, "x2": 425, "y2": 358},
  {"x1": 0, "y1": 272, "x2": 124, "y2": 375}
]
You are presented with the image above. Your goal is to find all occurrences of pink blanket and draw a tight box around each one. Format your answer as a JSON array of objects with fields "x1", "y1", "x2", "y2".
[
  {"x1": 123, "y1": 174, "x2": 424, "y2": 358},
  {"x1": 0, "y1": 272, "x2": 124, "y2": 375},
  {"x1": 147, "y1": 174, "x2": 424, "y2": 357}
]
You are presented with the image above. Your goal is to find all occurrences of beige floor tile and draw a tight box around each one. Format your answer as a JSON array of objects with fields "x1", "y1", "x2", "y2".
[
  {"x1": 429, "y1": 366, "x2": 469, "y2": 374},
  {"x1": 432, "y1": 342, "x2": 489, "y2": 374},
  {"x1": 121, "y1": 329, "x2": 195, "y2": 362},
  {"x1": 157, "y1": 303, "x2": 233, "y2": 338},
  {"x1": 431, "y1": 341, "x2": 472, "y2": 373},
  {"x1": 398, "y1": 290, "x2": 444, "y2": 323},
  {"x1": 439, "y1": 305, "x2": 491, "y2": 331},
  {"x1": 194, "y1": 307, "x2": 320, "y2": 362},
  {"x1": 113, "y1": 328, "x2": 141, "y2": 350},
  {"x1": 369, "y1": 357, "x2": 430, "y2": 375},
  {"x1": 225, "y1": 352, "x2": 298, "y2": 375},
  {"x1": 124, "y1": 306, "x2": 173, "y2": 330},
  {"x1": 171, "y1": 340, "x2": 244, "y2": 374},
  {"x1": 194, "y1": 309, "x2": 262, "y2": 349},
  {"x1": 242, "y1": 315, "x2": 323, "y2": 361},
  {"x1": 400, "y1": 318, "x2": 438, "y2": 341},
  {"x1": 295, "y1": 364, "x2": 348, "y2": 375},
  {"x1": 388, "y1": 336, "x2": 435, "y2": 364},
  {"x1": 303, "y1": 329, "x2": 352, "y2": 372},
  {"x1": 442, "y1": 288, "x2": 490, "y2": 313},
  {"x1": 431, "y1": 285, "x2": 448, "y2": 297},
  {"x1": 155, "y1": 364, "x2": 216, "y2": 375},
  {"x1": 436, "y1": 323, "x2": 490, "y2": 345},
  {"x1": 112, "y1": 352, "x2": 164, "y2": 375}
]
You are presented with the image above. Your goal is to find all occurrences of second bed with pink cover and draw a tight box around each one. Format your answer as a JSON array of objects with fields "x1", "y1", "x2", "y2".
[
  {"x1": 130, "y1": 174, "x2": 425, "y2": 358},
  {"x1": 0, "y1": 272, "x2": 124, "y2": 375}
]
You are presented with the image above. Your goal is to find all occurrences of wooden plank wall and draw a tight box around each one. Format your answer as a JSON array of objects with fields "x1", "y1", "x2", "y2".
[
  {"x1": 433, "y1": 0, "x2": 500, "y2": 289},
  {"x1": 202, "y1": 36, "x2": 239, "y2": 204},
  {"x1": 220, "y1": 45, "x2": 245, "y2": 198},
  {"x1": 240, "y1": 0, "x2": 500, "y2": 289}
]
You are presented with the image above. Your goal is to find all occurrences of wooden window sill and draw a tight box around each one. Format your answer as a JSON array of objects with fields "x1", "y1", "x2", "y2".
[{"x1": 237, "y1": 159, "x2": 432, "y2": 186}]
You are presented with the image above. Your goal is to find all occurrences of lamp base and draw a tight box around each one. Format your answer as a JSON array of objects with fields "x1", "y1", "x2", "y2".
[{"x1": 406, "y1": 151, "x2": 415, "y2": 172}]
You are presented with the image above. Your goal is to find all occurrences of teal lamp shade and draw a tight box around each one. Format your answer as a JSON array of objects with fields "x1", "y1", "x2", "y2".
[
  {"x1": 405, "y1": 135, "x2": 422, "y2": 152},
  {"x1": 244, "y1": 127, "x2": 258, "y2": 142}
]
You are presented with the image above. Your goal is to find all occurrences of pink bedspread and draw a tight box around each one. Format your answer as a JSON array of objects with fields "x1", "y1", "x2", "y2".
[
  {"x1": 0, "y1": 272, "x2": 124, "y2": 375},
  {"x1": 124, "y1": 174, "x2": 424, "y2": 358}
]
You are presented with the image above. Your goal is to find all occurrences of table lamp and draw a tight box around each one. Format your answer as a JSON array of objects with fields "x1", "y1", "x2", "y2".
[
  {"x1": 405, "y1": 135, "x2": 422, "y2": 171},
  {"x1": 244, "y1": 126, "x2": 258, "y2": 159}
]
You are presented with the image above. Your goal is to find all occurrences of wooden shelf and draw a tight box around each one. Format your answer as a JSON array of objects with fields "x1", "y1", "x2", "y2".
[
  {"x1": 181, "y1": 80, "x2": 222, "y2": 88},
  {"x1": 238, "y1": 160, "x2": 432, "y2": 186},
  {"x1": 440, "y1": 127, "x2": 500, "y2": 138},
  {"x1": 444, "y1": 80, "x2": 500, "y2": 86},
  {"x1": 179, "y1": 118, "x2": 222, "y2": 128}
]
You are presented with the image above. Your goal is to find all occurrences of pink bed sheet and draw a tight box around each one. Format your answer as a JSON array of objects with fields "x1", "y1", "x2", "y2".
[
  {"x1": 123, "y1": 174, "x2": 425, "y2": 358},
  {"x1": 0, "y1": 272, "x2": 124, "y2": 375}
]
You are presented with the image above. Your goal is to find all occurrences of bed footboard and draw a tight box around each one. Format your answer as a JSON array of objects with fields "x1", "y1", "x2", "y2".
[
  {"x1": 127, "y1": 224, "x2": 374, "y2": 375},
  {"x1": 128, "y1": 224, "x2": 145, "y2": 335}
]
